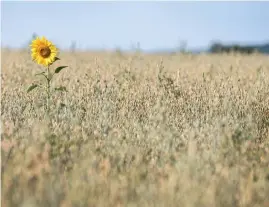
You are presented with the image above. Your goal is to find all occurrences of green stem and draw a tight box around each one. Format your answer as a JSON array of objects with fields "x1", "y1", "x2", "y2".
[{"x1": 46, "y1": 66, "x2": 51, "y2": 113}]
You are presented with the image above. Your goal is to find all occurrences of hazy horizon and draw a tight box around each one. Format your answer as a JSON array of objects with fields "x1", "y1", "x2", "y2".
[{"x1": 2, "y1": 1, "x2": 269, "y2": 51}]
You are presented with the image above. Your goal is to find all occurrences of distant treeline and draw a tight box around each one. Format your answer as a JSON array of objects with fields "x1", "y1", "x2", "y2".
[{"x1": 209, "y1": 42, "x2": 269, "y2": 54}]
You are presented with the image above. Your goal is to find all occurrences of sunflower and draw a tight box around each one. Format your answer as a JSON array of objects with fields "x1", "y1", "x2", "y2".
[{"x1": 30, "y1": 36, "x2": 58, "y2": 67}]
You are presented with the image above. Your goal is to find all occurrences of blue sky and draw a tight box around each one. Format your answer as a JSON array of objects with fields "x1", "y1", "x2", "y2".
[{"x1": 1, "y1": 1, "x2": 269, "y2": 51}]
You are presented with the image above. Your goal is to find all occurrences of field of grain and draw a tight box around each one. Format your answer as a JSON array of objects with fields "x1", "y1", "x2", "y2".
[{"x1": 1, "y1": 50, "x2": 269, "y2": 207}]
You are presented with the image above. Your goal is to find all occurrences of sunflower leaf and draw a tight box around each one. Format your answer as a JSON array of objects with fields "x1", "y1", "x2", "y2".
[
  {"x1": 48, "y1": 57, "x2": 60, "y2": 66},
  {"x1": 35, "y1": 72, "x2": 49, "y2": 81},
  {"x1": 59, "y1": 103, "x2": 66, "y2": 108},
  {"x1": 55, "y1": 66, "x2": 68, "y2": 74},
  {"x1": 27, "y1": 84, "x2": 39, "y2": 93},
  {"x1": 55, "y1": 86, "x2": 67, "y2": 92},
  {"x1": 35, "y1": 72, "x2": 46, "y2": 76},
  {"x1": 53, "y1": 57, "x2": 60, "y2": 64}
]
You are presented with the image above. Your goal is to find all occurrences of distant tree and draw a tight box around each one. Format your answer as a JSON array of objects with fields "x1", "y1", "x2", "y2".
[
  {"x1": 130, "y1": 42, "x2": 141, "y2": 53},
  {"x1": 209, "y1": 41, "x2": 256, "y2": 54},
  {"x1": 32, "y1": 33, "x2": 38, "y2": 40},
  {"x1": 70, "y1": 41, "x2": 76, "y2": 53},
  {"x1": 26, "y1": 32, "x2": 38, "y2": 52},
  {"x1": 178, "y1": 40, "x2": 187, "y2": 53},
  {"x1": 136, "y1": 42, "x2": 141, "y2": 51},
  {"x1": 209, "y1": 42, "x2": 223, "y2": 53},
  {"x1": 29, "y1": 33, "x2": 38, "y2": 45}
]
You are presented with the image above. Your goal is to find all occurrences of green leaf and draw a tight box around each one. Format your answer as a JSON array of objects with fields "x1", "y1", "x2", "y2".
[
  {"x1": 48, "y1": 57, "x2": 60, "y2": 66},
  {"x1": 54, "y1": 57, "x2": 60, "y2": 61},
  {"x1": 27, "y1": 84, "x2": 38, "y2": 93},
  {"x1": 35, "y1": 72, "x2": 45, "y2": 76},
  {"x1": 55, "y1": 86, "x2": 67, "y2": 92},
  {"x1": 60, "y1": 103, "x2": 66, "y2": 108},
  {"x1": 35, "y1": 71, "x2": 48, "y2": 80},
  {"x1": 55, "y1": 66, "x2": 68, "y2": 74}
]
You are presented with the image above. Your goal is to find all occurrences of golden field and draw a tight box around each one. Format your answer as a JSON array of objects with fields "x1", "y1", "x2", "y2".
[{"x1": 1, "y1": 50, "x2": 269, "y2": 207}]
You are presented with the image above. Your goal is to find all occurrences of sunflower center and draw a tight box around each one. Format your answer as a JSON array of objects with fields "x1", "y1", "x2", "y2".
[{"x1": 40, "y1": 47, "x2": 51, "y2": 58}]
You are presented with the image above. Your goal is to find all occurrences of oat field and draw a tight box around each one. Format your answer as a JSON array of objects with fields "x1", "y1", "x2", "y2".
[{"x1": 1, "y1": 50, "x2": 269, "y2": 207}]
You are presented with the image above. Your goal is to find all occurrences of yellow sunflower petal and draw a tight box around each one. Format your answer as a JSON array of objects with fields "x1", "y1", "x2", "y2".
[{"x1": 30, "y1": 36, "x2": 58, "y2": 66}]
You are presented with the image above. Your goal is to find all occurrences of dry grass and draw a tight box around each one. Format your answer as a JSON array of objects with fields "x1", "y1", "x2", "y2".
[{"x1": 1, "y1": 49, "x2": 269, "y2": 207}]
